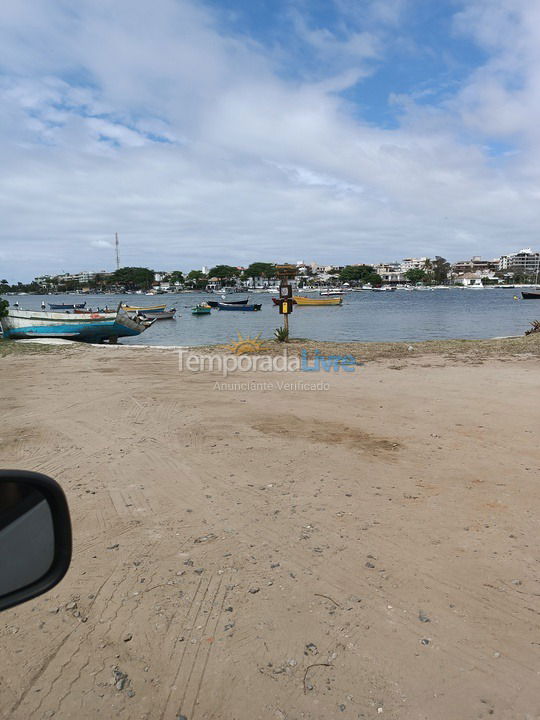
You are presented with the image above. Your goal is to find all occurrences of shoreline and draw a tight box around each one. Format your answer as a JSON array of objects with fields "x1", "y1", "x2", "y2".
[{"x1": 3, "y1": 330, "x2": 540, "y2": 362}]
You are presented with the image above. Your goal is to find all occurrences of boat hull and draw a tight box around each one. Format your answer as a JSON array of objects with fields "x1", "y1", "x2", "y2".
[
  {"x1": 1, "y1": 308, "x2": 154, "y2": 342},
  {"x1": 217, "y1": 303, "x2": 261, "y2": 311},
  {"x1": 293, "y1": 296, "x2": 342, "y2": 306},
  {"x1": 207, "y1": 298, "x2": 248, "y2": 307},
  {"x1": 49, "y1": 302, "x2": 86, "y2": 310},
  {"x1": 272, "y1": 298, "x2": 297, "y2": 305},
  {"x1": 521, "y1": 291, "x2": 540, "y2": 299},
  {"x1": 138, "y1": 309, "x2": 176, "y2": 319},
  {"x1": 122, "y1": 304, "x2": 167, "y2": 312}
]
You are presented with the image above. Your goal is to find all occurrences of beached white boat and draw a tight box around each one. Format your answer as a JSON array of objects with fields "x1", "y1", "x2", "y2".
[{"x1": 0, "y1": 306, "x2": 154, "y2": 342}]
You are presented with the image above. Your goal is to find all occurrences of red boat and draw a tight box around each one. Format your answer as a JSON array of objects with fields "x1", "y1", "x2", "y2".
[{"x1": 271, "y1": 297, "x2": 297, "y2": 305}]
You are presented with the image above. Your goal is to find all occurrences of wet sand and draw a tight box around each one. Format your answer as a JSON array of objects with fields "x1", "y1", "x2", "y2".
[{"x1": 1, "y1": 340, "x2": 540, "y2": 719}]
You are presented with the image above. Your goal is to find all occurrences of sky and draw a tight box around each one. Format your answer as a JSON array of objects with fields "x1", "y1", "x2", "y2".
[{"x1": 1, "y1": 0, "x2": 540, "y2": 281}]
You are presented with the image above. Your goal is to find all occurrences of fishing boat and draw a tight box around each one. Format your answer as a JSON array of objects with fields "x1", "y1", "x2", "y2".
[
  {"x1": 0, "y1": 305, "x2": 155, "y2": 343},
  {"x1": 137, "y1": 308, "x2": 176, "y2": 319},
  {"x1": 271, "y1": 297, "x2": 297, "y2": 305},
  {"x1": 49, "y1": 302, "x2": 87, "y2": 310},
  {"x1": 293, "y1": 296, "x2": 342, "y2": 306},
  {"x1": 206, "y1": 298, "x2": 249, "y2": 308},
  {"x1": 521, "y1": 290, "x2": 540, "y2": 299},
  {"x1": 121, "y1": 303, "x2": 167, "y2": 312},
  {"x1": 192, "y1": 304, "x2": 211, "y2": 315},
  {"x1": 217, "y1": 303, "x2": 262, "y2": 311}
]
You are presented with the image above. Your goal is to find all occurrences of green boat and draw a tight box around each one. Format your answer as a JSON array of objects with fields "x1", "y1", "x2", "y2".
[{"x1": 192, "y1": 304, "x2": 211, "y2": 315}]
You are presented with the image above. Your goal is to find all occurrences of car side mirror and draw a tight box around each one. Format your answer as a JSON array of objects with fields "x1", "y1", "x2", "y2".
[{"x1": 0, "y1": 471, "x2": 72, "y2": 612}]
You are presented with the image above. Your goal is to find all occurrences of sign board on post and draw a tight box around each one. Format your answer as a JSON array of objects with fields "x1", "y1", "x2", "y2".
[
  {"x1": 275, "y1": 264, "x2": 298, "y2": 279},
  {"x1": 279, "y1": 284, "x2": 292, "y2": 299},
  {"x1": 275, "y1": 264, "x2": 297, "y2": 337},
  {"x1": 279, "y1": 299, "x2": 293, "y2": 314}
]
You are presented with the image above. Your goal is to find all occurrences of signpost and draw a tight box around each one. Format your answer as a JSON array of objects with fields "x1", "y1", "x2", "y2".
[{"x1": 275, "y1": 264, "x2": 297, "y2": 339}]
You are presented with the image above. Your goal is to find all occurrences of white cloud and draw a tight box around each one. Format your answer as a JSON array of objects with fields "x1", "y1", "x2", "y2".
[{"x1": 0, "y1": 0, "x2": 539, "y2": 281}]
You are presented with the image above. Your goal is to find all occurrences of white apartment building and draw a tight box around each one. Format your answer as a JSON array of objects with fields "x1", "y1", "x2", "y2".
[
  {"x1": 498, "y1": 248, "x2": 540, "y2": 274},
  {"x1": 400, "y1": 257, "x2": 429, "y2": 272}
]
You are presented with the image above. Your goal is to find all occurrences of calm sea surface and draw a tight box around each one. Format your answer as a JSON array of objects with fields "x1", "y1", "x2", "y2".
[{"x1": 3, "y1": 289, "x2": 538, "y2": 346}]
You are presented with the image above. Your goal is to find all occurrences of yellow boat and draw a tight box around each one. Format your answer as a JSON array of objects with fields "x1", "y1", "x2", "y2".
[
  {"x1": 121, "y1": 303, "x2": 167, "y2": 312},
  {"x1": 293, "y1": 296, "x2": 343, "y2": 306}
]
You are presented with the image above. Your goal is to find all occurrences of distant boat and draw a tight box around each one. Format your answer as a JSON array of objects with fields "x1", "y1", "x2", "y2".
[
  {"x1": 121, "y1": 303, "x2": 167, "y2": 312},
  {"x1": 521, "y1": 290, "x2": 540, "y2": 299},
  {"x1": 272, "y1": 297, "x2": 297, "y2": 305},
  {"x1": 293, "y1": 296, "x2": 342, "y2": 306},
  {"x1": 49, "y1": 302, "x2": 86, "y2": 310},
  {"x1": 192, "y1": 304, "x2": 211, "y2": 315},
  {"x1": 319, "y1": 289, "x2": 346, "y2": 296},
  {"x1": 137, "y1": 308, "x2": 176, "y2": 319},
  {"x1": 217, "y1": 303, "x2": 262, "y2": 311},
  {"x1": 371, "y1": 287, "x2": 396, "y2": 292},
  {"x1": 1, "y1": 306, "x2": 154, "y2": 342},
  {"x1": 206, "y1": 298, "x2": 249, "y2": 308}
]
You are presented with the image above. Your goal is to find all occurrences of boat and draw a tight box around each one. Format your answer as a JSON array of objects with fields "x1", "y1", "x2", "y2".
[
  {"x1": 371, "y1": 286, "x2": 396, "y2": 292},
  {"x1": 521, "y1": 290, "x2": 540, "y2": 299},
  {"x1": 0, "y1": 305, "x2": 155, "y2": 343},
  {"x1": 121, "y1": 303, "x2": 167, "y2": 312},
  {"x1": 319, "y1": 289, "x2": 346, "y2": 296},
  {"x1": 217, "y1": 303, "x2": 262, "y2": 311},
  {"x1": 206, "y1": 298, "x2": 249, "y2": 308},
  {"x1": 293, "y1": 296, "x2": 342, "y2": 306},
  {"x1": 49, "y1": 302, "x2": 87, "y2": 310},
  {"x1": 271, "y1": 297, "x2": 297, "y2": 305},
  {"x1": 192, "y1": 304, "x2": 211, "y2": 315},
  {"x1": 137, "y1": 308, "x2": 176, "y2": 319}
]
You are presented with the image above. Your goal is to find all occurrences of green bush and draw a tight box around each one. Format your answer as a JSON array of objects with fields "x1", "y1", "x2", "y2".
[{"x1": 274, "y1": 326, "x2": 289, "y2": 342}]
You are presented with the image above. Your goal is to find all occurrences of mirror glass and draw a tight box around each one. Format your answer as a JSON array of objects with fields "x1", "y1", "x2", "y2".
[{"x1": 0, "y1": 481, "x2": 55, "y2": 598}]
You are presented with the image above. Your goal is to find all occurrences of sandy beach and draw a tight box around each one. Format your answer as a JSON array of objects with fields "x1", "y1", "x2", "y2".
[{"x1": 1, "y1": 338, "x2": 540, "y2": 720}]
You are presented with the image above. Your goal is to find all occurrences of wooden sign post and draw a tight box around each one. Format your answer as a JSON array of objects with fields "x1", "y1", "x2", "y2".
[{"x1": 275, "y1": 264, "x2": 297, "y2": 339}]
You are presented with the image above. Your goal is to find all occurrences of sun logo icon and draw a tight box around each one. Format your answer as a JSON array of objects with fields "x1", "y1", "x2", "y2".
[{"x1": 226, "y1": 331, "x2": 266, "y2": 355}]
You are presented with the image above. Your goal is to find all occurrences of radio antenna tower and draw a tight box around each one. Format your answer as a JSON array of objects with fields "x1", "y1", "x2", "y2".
[{"x1": 115, "y1": 233, "x2": 120, "y2": 270}]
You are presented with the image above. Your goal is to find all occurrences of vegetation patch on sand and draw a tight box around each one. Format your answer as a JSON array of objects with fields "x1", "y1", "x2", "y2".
[
  {"x1": 194, "y1": 333, "x2": 540, "y2": 362},
  {"x1": 0, "y1": 338, "x2": 80, "y2": 358}
]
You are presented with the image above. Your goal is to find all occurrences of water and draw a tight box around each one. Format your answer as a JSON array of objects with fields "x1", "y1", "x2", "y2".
[{"x1": 3, "y1": 289, "x2": 538, "y2": 346}]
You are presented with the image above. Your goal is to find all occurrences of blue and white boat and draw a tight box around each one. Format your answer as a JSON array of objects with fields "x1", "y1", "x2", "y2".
[
  {"x1": 0, "y1": 305, "x2": 155, "y2": 343},
  {"x1": 48, "y1": 302, "x2": 87, "y2": 310}
]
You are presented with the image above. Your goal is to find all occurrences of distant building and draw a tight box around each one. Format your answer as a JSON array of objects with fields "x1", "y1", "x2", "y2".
[
  {"x1": 400, "y1": 257, "x2": 429, "y2": 272},
  {"x1": 34, "y1": 275, "x2": 54, "y2": 287},
  {"x1": 457, "y1": 273, "x2": 485, "y2": 287},
  {"x1": 452, "y1": 257, "x2": 499, "y2": 275},
  {"x1": 498, "y1": 249, "x2": 540, "y2": 274},
  {"x1": 374, "y1": 263, "x2": 405, "y2": 284}
]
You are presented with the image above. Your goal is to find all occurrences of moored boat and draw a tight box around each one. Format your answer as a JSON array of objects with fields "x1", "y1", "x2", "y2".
[
  {"x1": 293, "y1": 296, "x2": 342, "y2": 306},
  {"x1": 0, "y1": 306, "x2": 154, "y2": 342},
  {"x1": 521, "y1": 290, "x2": 540, "y2": 299},
  {"x1": 206, "y1": 298, "x2": 249, "y2": 308},
  {"x1": 136, "y1": 308, "x2": 176, "y2": 319},
  {"x1": 272, "y1": 297, "x2": 297, "y2": 305},
  {"x1": 192, "y1": 304, "x2": 211, "y2": 315},
  {"x1": 121, "y1": 303, "x2": 167, "y2": 312},
  {"x1": 49, "y1": 302, "x2": 87, "y2": 310},
  {"x1": 217, "y1": 303, "x2": 262, "y2": 311}
]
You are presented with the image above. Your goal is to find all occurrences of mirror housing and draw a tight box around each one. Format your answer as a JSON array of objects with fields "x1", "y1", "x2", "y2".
[{"x1": 0, "y1": 470, "x2": 72, "y2": 612}]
